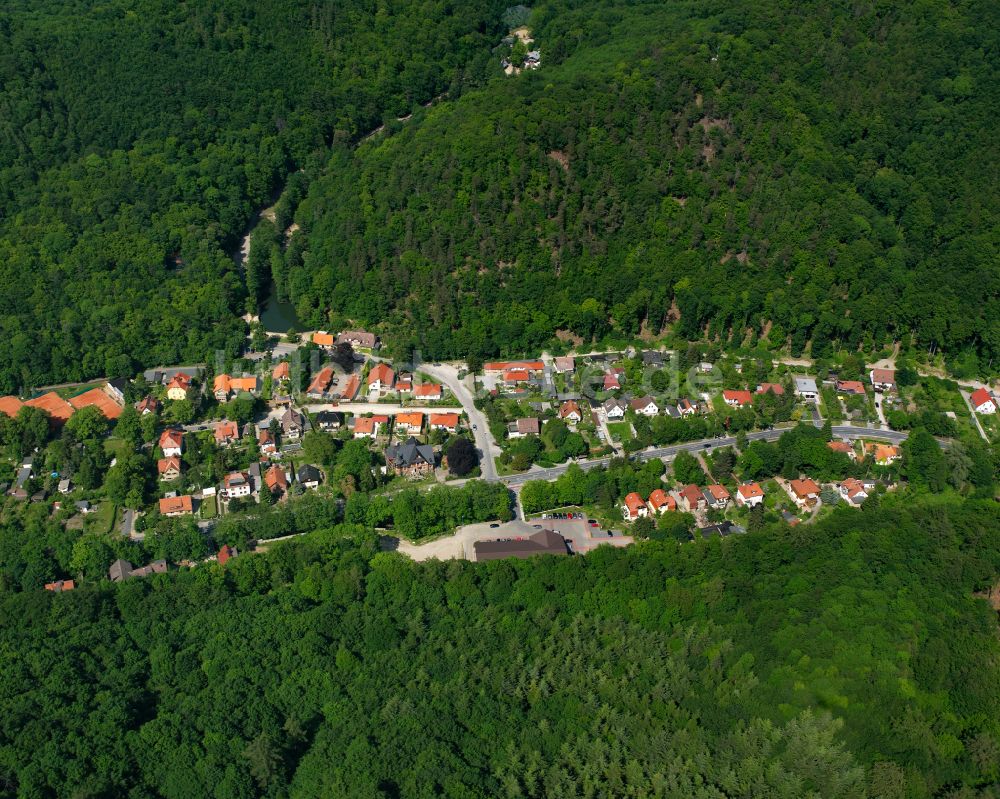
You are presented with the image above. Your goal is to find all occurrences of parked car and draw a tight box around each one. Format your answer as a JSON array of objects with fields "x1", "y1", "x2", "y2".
[{"x1": 489, "y1": 523, "x2": 500, "y2": 528}]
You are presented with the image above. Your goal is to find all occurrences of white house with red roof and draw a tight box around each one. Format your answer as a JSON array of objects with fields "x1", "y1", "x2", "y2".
[
  {"x1": 722, "y1": 389, "x2": 752, "y2": 408},
  {"x1": 621, "y1": 492, "x2": 648, "y2": 521},
  {"x1": 970, "y1": 387, "x2": 997, "y2": 415},
  {"x1": 647, "y1": 488, "x2": 676, "y2": 514},
  {"x1": 735, "y1": 482, "x2": 765, "y2": 508}
]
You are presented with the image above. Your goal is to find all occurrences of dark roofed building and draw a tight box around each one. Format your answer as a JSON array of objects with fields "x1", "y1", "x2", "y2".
[
  {"x1": 297, "y1": 464, "x2": 322, "y2": 488},
  {"x1": 385, "y1": 437, "x2": 435, "y2": 478},
  {"x1": 314, "y1": 411, "x2": 343, "y2": 430},
  {"x1": 473, "y1": 529, "x2": 568, "y2": 562},
  {"x1": 109, "y1": 559, "x2": 133, "y2": 582}
]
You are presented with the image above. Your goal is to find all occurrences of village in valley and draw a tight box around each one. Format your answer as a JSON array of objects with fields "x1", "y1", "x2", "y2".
[{"x1": 3, "y1": 318, "x2": 996, "y2": 586}]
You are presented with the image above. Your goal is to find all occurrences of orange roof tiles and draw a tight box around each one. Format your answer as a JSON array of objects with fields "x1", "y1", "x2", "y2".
[
  {"x1": 159, "y1": 495, "x2": 193, "y2": 515},
  {"x1": 706, "y1": 484, "x2": 731, "y2": 501},
  {"x1": 395, "y1": 412, "x2": 424, "y2": 429},
  {"x1": 430, "y1": 412, "x2": 460, "y2": 429},
  {"x1": 367, "y1": 363, "x2": 395, "y2": 387},
  {"x1": 648, "y1": 488, "x2": 675, "y2": 511},
  {"x1": 264, "y1": 464, "x2": 288, "y2": 492},
  {"x1": 157, "y1": 456, "x2": 182, "y2": 475},
  {"x1": 307, "y1": 367, "x2": 334, "y2": 394},
  {"x1": 723, "y1": 389, "x2": 752, "y2": 406},
  {"x1": 272, "y1": 362, "x2": 290, "y2": 380},
  {"x1": 737, "y1": 482, "x2": 764, "y2": 500},
  {"x1": 312, "y1": 332, "x2": 335, "y2": 347},
  {"x1": 790, "y1": 478, "x2": 820, "y2": 498},
  {"x1": 340, "y1": 373, "x2": 360, "y2": 399},
  {"x1": 159, "y1": 429, "x2": 184, "y2": 450},
  {"x1": 414, "y1": 382, "x2": 443, "y2": 398},
  {"x1": 623, "y1": 492, "x2": 646, "y2": 514}
]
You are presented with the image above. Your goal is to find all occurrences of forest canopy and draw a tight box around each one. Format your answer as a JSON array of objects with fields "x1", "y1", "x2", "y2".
[
  {"x1": 0, "y1": 0, "x2": 505, "y2": 392},
  {"x1": 287, "y1": 0, "x2": 1000, "y2": 371},
  {"x1": 1, "y1": 496, "x2": 999, "y2": 797}
]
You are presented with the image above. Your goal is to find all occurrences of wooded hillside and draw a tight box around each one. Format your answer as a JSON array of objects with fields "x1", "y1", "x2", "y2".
[
  {"x1": 0, "y1": 0, "x2": 504, "y2": 392},
  {"x1": 288, "y1": 0, "x2": 999, "y2": 369}
]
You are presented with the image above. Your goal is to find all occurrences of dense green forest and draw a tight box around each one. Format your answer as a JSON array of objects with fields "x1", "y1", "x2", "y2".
[
  {"x1": 0, "y1": 0, "x2": 505, "y2": 392},
  {"x1": 1, "y1": 496, "x2": 999, "y2": 797},
  {"x1": 286, "y1": 0, "x2": 999, "y2": 371}
]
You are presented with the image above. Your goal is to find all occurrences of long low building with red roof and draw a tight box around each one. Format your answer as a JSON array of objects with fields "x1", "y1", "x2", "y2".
[{"x1": 484, "y1": 360, "x2": 544, "y2": 374}]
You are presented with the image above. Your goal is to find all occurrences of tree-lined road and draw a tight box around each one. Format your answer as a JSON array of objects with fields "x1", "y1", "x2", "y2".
[{"x1": 497, "y1": 424, "x2": 910, "y2": 486}]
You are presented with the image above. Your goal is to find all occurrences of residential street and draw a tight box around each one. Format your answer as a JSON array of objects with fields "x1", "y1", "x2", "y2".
[
  {"x1": 416, "y1": 362, "x2": 500, "y2": 480},
  {"x1": 497, "y1": 423, "x2": 911, "y2": 486}
]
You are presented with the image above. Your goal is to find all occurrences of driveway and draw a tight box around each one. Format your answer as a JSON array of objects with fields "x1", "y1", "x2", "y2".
[
  {"x1": 121, "y1": 508, "x2": 139, "y2": 540},
  {"x1": 960, "y1": 389, "x2": 991, "y2": 442}
]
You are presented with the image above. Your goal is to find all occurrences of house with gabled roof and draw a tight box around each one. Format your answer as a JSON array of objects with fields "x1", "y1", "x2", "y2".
[
  {"x1": 281, "y1": 407, "x2": 305, "y2": 440},
  {"x1": 353, "y1": 415, "x2": 389, "y2": 439},
  {"x1": 869, "y1": 368, "x2": 896, "y2": 392},
  {"x1": 135, "y1": 395, "x2": 160, "y2": 415},
  {"x1": 621, "y1": 492, "x2": 648, "y2": 521},
  {"x1": 677, "y1": 398, "x2": 698, "y2": 416},
  {"x1": 214, "y1": 420, "x2": 240, "y2": 447},
  {"x1": 553, "y1": 356, "x2": 575, "y2": 373},
  {"x1": 367, "y1": 363, "x2": 395, "y2": 394},
  {"x1": 395, "y1": 412, "x2": 424, "y2": 435},
  {"x1": 755, "y1": 383, "x2": 784, "y2": 396},
  {"x1": 159, "y1": 495, "x2": 193, "y2": 516},
  {"x1": 839, "y1": 477, "x2": 874, "y2": 505},
  {"x1": 735, "y1": 482, "x2": 764, "y2": 507},
  {"x1": 827, "y1": 440, "x2": 857, "y2": 460},
  {"x1": 723, "y1": 389, "x2": 752, "y2": 408},
  {"x1": 165, "y1": 373, "x2": 192, "y2": 401},
  {"x1": 604, "y1": 397, "x2": 628, "y2": 420},
  {"x1": 630, "y1": 396, "x2": 659, "y2": 416},
  {"x1": 559, "y1": 400, "x2": 582, "y2": 423},
  {"x1": 307, "y1": 367, "x2": 335, "y2": 398},
  {"x1": 264, "y1": 464, "x2": 289, "y2": 495},
  {"x1": 647, "y1": 488, "x2": 676, "y2": 514},
  {"x1": 159, "y1": 429, "x2": 184, "y2": 457},
  {"x1": 157, "y1": 456, "x2": 182, "y2": 481},
  {"x1": 703, "y1": 484, "x2": 731, "y2": 509},
  {"x1": 788, "y1": 477, "x2": 820, "y2": 508},
  {"x1": 429, "y1": 413, "x2": 460, "y2": 432},
  {"x1": 385, "y1": 437, "x2": 435, "y2": 477},
  {"x1": 414, "y1": 382, "x2": 443, "y2": 401},
  {"x1": 970, "y1": 388, "x2": 997, "y2": 415},
  {"x1": 678, "y1": 484, "x2": 706, "y2": 512},
  {"x1": 836, "y1": 380, "x2": 866, "y2": 396},
  {"x1": 272, "y1": 362, "x2": 291, "y2": 382},
  {"x1": 337, "y1": 330, "x2": 377, "y2": 349},
  {"x1": 221, "y1": 472, "x2": 252, "y2": 499},
  {"x1": 508, "y1": 417, "x2": 540, "y2": 438},
  {"x1": 258, "y1": 428, "x2": 278, "y2": 457}
]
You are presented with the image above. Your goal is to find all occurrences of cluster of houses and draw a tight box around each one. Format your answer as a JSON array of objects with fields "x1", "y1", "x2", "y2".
[
  {"x1": 350, "y1": 410, "x2": 461, "y2": 439},
  {"x1": 622, "y1": 480, "x2": 768, "y2": 522},
  {"x1": 600, "y1": 395, "x2": 701, "y2": 420}
]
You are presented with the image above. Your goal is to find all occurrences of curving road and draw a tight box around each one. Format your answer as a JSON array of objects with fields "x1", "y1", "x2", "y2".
[{"x1": 415, "y1": 362, "x2": 500, "y2": 480}]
